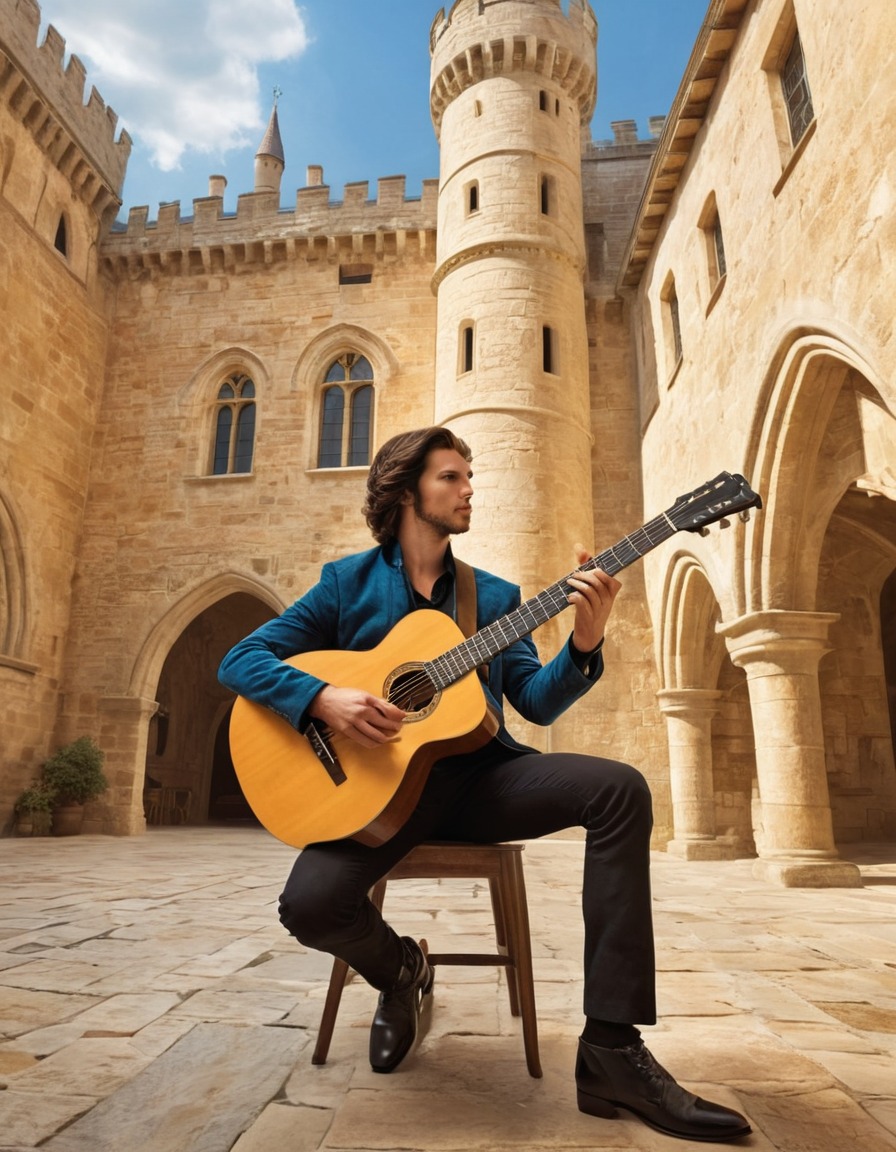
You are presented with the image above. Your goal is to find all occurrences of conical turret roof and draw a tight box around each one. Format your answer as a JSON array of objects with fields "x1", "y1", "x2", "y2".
[{"x1": 257, "y1": 103, "x2": 284, "y2": 164}]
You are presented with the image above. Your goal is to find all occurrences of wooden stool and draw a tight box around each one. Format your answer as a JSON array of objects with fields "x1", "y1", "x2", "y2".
[{"x1": 312, "y1": 841, "x2": 542, "y2": 1077}]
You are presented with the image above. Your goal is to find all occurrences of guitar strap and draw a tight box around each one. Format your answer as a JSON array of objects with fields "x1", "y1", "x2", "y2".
[
  {"x1": 453, "y1": 557, "x2": 477, "y2": 640},
  {"x1": 454, "y1": 558, "x2": 489, "y2": 683}
]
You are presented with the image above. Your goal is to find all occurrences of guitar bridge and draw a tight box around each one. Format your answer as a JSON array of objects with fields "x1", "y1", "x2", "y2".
[{"x1": 305, "y1": 721, "x2": 346, "y2": 786}]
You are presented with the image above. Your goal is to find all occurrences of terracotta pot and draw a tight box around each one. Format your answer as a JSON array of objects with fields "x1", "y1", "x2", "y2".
[{"x1": 52, "y1": 803, "x2": 84, "y2": 836}]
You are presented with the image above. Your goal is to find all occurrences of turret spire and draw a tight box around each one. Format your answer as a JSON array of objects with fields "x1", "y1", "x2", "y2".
[{"x1": 254, "y1": 89, "x2": 285, "y2": 194}]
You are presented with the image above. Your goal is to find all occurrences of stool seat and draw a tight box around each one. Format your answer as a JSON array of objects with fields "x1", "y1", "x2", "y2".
[{"x1": 312, "y1": 841, "x2": 541, "y2": 1077}]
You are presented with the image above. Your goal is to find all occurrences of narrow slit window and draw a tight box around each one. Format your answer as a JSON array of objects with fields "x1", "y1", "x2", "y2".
[
  {"x1": 670, "y1": 292, "x2": 682, "y2": 363},
  {"x1": 468, "y1": 182, "x2": 479, "y2": 214},
  {"x1": 540, "y1": 176, "x2": 550, "y2": 216},
  {"x1": 539, "y1": 90, "x2": 547, "y2": 112},
  {"x1": 713, "y1": 220, "x2": 727, "y2": 280},
  {"x1": 461, "y1": 325, "x2": 474, "y2": 374},
  {"x1": 54, "y1": 215, "x2": 67, "y2": 256},
  {"x1": 542, "y1": 326, "x2": 555, "y2": 374}
]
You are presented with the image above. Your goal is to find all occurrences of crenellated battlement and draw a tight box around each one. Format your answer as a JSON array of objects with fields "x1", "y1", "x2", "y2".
[
  {"x1": 0, "y1": 0, "x2": 131, "y2": 217},
  {"x1": 100, "y1": 174, "x2": 440, "y2": 277},
  {"x1": 429, "y1": 0, "x2": 597, "y2": 132}
]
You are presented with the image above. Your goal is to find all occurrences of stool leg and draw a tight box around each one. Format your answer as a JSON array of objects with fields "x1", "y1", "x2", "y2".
[
  {"x1": 311, "y1": 957, "x2": 351, "y2": 1065},
  {"x1": 489, "y1": 876, "x2": 521, "y2": 1017},
  {"x1": 501, "y1": 853, "x2": 542, "y2": 1078}
]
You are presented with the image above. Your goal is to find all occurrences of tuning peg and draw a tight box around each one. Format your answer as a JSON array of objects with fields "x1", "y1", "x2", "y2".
[
  {"x1": 739, "y1": 510, "x2": 751, "y2": 523},
  {"x1": 698, "y1": 526, "x2": 710, "y2": 537},
  {"x1": 719, "y1": 518, "x2": 730, "y2": 529}
]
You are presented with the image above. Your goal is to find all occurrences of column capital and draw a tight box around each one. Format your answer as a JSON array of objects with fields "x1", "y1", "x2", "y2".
[
  {"x1": 719, "y1": 610, "x2": 840, "y2": 672},
  {"x1": 657, "y1": 688, "x2": 722, "y2": 718}
]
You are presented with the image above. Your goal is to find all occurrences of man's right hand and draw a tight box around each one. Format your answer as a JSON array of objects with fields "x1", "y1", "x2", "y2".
[{"x1": 308, "y1": 686, "x2": 406, "y2": 748}]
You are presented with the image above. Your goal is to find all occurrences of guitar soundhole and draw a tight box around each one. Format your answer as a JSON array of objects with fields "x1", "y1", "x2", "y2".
[{"x1": 384, "y1": 663, "x2": 440, "y2": 722}]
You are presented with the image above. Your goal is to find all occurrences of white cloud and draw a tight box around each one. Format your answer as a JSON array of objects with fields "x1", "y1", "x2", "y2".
[{"x1": 38, "y1": 0, "x2": 309, "y2": 170}]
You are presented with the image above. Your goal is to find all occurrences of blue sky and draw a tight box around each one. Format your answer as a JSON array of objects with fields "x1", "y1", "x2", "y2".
[{"x1": 35, "y1": 0, "x2": 708, "y2": 220}]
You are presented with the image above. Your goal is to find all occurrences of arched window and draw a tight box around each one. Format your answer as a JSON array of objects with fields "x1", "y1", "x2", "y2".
[
  {"x1": 212, "y1": 373, "x2": 256, "y2": 475},
  {"x1": 318, "y1": 353, "x2": 375, "y2": 468}
]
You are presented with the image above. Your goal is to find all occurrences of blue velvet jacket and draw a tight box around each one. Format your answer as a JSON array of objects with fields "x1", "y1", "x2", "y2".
[{"x1": 218, "y1": 539, "x2": 603, "y2": 753}]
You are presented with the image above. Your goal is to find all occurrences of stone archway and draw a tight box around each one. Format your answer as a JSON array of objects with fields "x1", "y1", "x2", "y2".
[
  {"x1": 722, "y1": 333, "x2": 896, "y2": 884},
  {"x1": 657, "y1": 553, "x2": 753, "y2": 858},
  {"x1": 143, "y1": 592, "x2": 275, "y2": 826}
]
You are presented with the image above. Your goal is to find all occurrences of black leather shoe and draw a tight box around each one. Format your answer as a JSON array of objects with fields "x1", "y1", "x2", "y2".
[
  {"x1": 369, "y1": 937, "x2": 433, "y2": 1074},
  {"x1": 576, "y1": 1037, "x2": 751, "y2": 1143}
]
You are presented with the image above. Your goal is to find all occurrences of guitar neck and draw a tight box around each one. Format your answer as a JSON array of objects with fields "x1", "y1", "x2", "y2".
[{"x1": 425, "y1": 511, "x2": 678, "y2": 690}]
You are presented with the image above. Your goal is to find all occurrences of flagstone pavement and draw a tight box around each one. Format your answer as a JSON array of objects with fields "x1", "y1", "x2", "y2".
[{"x1": 1, "y1": 827, "x2": 896, "y2": 1152}]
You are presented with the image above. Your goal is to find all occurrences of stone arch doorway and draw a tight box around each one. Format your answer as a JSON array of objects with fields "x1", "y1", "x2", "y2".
[
  {"x1": 817, "y1": 488, "x2": 896, "y2": 845},
  {"x1": 724, "y1": 334, "x2": 896, "y2": 883},
  {"x1": 657, "y1": 553, "x2": 755, "y2": 859},
  {"x1": 143, "y1": 592, "x2": 275, "y2": 825}
]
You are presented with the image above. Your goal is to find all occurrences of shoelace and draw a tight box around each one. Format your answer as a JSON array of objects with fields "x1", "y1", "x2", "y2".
[{"x1": 627, "y1": 1042, "x2": 668, "y2": 1093}]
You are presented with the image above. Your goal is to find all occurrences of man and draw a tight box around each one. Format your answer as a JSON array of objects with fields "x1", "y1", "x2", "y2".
[{"x1": 219, "y1": 426, "x2": 750, "y2": 1143}]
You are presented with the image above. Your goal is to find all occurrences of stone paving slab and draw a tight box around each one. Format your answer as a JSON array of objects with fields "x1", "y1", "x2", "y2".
[{"x1": 1, "y1": 829, "x2": 896, "y2": 1151}]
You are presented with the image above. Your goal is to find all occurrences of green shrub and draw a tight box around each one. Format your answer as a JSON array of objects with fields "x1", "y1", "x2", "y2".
[
  {"x1": 42, "y1": 737, "x2": 108, "y2": 805},
  {"x1": 15, "y1": 781, "x2": 57, "y2": 813}
]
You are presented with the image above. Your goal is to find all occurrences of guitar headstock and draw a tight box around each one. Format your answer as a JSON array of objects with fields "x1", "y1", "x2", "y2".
[{"x1": 669, "y1": 472, "x2": 762, "y2": 535}]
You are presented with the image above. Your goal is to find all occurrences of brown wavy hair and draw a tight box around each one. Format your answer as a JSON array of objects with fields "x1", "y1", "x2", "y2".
[{"x1": 363, "y1": 426, "x2": 472, "y2": 544}]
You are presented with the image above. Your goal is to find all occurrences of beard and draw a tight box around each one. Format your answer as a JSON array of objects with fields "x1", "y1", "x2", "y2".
[{"x1": 413, "y1": 493, "x2": 471, "y2": 537}]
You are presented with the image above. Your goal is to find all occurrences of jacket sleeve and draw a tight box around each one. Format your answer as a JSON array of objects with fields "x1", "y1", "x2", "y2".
[
  {"x1": 488, "y1": 585, "x2": 604, "y2": 727},
  {"x1": 217, "y1": 564, "x2": 340, "y2": 729}
]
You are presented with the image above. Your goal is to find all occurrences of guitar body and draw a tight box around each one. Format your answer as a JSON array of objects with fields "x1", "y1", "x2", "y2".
[{"x1": 229, "y1": 610, "x2": 499, "y2": 849}]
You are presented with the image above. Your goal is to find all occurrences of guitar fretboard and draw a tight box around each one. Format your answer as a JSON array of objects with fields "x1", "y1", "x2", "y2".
[{"x1": 424, "y1": 511, "x2": 677, "y2": 690}]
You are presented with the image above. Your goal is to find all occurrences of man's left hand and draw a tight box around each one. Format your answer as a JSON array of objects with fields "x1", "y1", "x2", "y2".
[{"x1": 567, "y1": 544, "x2": 621, "y2": 655}]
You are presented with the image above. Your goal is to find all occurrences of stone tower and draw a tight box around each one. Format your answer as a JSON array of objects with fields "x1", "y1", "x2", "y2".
[
  {"x1": 254, "y1": 98, "x2": 285, "y2": 195},
  {"x1": 429, "y1": 0, "x2": 598, "y2": 606}
]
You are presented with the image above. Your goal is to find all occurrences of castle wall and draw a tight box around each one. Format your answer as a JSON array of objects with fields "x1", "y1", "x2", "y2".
[
  {"x1": 0, "y1": 0, "x2": 126, "y2": 827},
  {"x1": 60, "y1": 189, "x2": 440, "y2": 832},
  {"x1": 632, "y1": 0, "x2": 896, "y2": 857}
]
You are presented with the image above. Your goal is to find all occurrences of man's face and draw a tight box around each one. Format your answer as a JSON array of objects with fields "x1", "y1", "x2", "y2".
[{"x1": 410, "y1": 448, "x2": 474, "y2": 538}]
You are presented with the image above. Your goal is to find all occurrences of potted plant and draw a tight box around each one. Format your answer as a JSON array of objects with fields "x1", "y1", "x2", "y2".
[
  {"x1": 41, "y1": 736, "x2": 108, "y2": 836},
  {"x1": 14, "y1": 782, "x2": 57, "y2": 836}
]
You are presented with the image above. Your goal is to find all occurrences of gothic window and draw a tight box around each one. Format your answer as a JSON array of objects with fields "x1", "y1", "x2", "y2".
[
  {"x1": 318, "y1": 353, "x2": 374, "y2": 468},
  {"x1": 212, "y1": 373, "x2": 256, "y2": 475},
  {"x1": 782, "y1": 31, "x2": 814, "y2": 146}
]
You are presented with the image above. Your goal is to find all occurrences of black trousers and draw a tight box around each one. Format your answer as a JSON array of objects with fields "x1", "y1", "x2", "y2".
[{"x1": 278, "y1": 742, "x2": 657, "y2": 1024}]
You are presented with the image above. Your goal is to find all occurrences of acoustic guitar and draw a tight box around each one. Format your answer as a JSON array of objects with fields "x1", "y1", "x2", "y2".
[{"x1": 229, "y1": 472, "x2": 761, "y2": 849}]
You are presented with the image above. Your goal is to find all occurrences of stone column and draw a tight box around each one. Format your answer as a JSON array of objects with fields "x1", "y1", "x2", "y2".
[
  {"x1": 720, "y1": 610, "x2": 861, "y2": 887},
  {"x1": 97, "y1": 695, "x2": 159, "y2": 835},
  {"x1": 658, "y1": 688, "x2": 735, "y2": 860}
]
